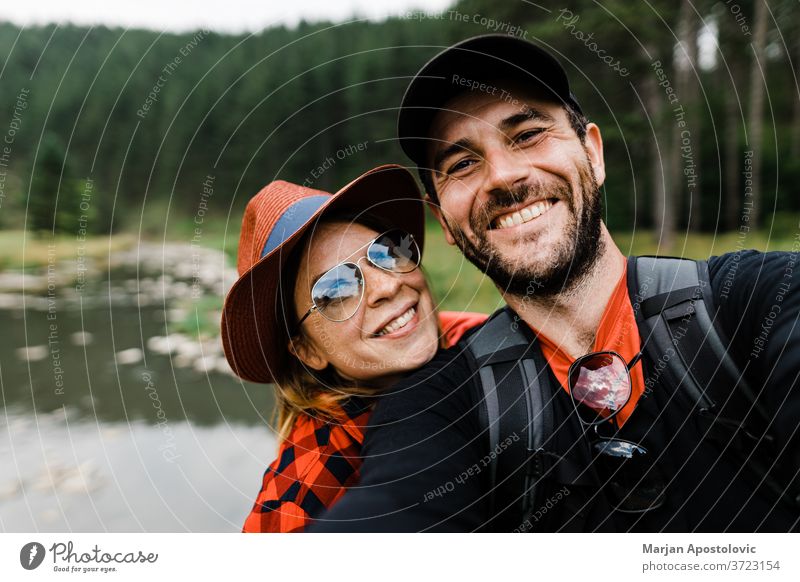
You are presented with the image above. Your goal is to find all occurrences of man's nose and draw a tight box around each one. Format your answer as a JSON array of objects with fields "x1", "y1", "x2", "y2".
[{"x1": 482, "y1": 146, "x2": 529, "y2": 196}]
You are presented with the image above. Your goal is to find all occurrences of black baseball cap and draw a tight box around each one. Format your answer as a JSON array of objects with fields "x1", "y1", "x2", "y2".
[{"x1": 397, "y1": 34, "x2": 583, "y2": 171}]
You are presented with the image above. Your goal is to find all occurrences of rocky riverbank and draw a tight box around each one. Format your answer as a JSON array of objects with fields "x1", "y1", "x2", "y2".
[{"x1": 2, "y1": 241, "x2": 240, "y2": 378}]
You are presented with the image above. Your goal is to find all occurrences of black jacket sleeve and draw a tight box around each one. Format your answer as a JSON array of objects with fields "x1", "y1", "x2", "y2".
[
  {"x1": 709, "y1": 250, "x2": 800, "y2": 489},
  {"x1": 308, "y1": 348, "x2": 489, "y2": 531}
]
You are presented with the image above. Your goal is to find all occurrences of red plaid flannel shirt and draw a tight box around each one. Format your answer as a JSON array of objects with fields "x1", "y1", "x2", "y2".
[{"x1": 242, "y1": 311, "x2": 488, "y2": 533}]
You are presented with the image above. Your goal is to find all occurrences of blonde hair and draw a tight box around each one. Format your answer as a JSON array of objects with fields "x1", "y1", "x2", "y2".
[{"x1": 273, "y1": 332, "x2": 378, "y2": 441}]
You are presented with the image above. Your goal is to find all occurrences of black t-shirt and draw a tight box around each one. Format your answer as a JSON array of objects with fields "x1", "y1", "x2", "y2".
[{"x1": 310, "y1": 251, "x2": 800, "y2": 531}]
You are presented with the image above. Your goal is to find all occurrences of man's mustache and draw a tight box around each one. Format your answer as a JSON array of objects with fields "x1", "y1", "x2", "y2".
[
  {"x1": 488, "y1": 184, "x2": 534, "y2": 209},
  {"x1": 474, "y1": 181, "x2": 572, "y2": 228}
]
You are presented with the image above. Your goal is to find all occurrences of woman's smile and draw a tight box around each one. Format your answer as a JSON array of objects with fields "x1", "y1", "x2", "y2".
[{"x1": 372, "y1": 303, "x2": 418, "y2": 338}]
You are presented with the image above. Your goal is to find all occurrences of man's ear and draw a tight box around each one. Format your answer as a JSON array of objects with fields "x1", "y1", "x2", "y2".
[
  {"x1": 425, "y1": 194, "x2": 456, "y2": 246},
  {"x1": 287, "y1": 335, "x2": 329, "y2": 371},
  {"x1": 584, "y1": 122, "x2": 606, "y2": 187}
]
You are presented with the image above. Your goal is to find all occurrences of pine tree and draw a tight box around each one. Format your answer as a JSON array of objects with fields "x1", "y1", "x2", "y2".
[{"x1": 28, "y1": 135, "x2": 65, "y2": 235}]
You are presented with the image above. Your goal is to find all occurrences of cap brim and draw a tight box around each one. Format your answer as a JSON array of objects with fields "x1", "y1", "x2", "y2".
[
  {"x1": 221, "y1": 164, "x2": 425, "y2": 384},
  {"x1": 398, "y1": 35, "x2": 579, "y2": 169}
]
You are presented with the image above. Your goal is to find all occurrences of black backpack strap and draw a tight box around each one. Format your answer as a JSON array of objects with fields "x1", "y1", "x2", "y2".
[
  {"x1": 630, "y1": 256, "x2": 725, "y2": 410},
  {"x1": 460, "y1": 307, "x2": 555, "y2": 531},
  {"x1": 629, "y1": 255, "x2": 766, "y2": 418},
  {"x1": 629, "y1": 256, "x2": 798, "y2": 508}
]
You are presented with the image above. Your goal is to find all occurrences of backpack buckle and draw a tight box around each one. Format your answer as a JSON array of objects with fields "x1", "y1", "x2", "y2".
[
  {"x1": 522, "y1": 448, "x2": 546, "y2": 514},
  {"x1": 526, "y1": 447, "x2": 546, "y2": 478}
]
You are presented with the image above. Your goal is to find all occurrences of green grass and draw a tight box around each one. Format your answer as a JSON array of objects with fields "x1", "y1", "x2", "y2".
[
  {"x1": 612, "y1": 225, "x2": 800, "y2": 259},
  {"x1": 420, "y1": 222, "x2": 505, "y2": 316},
  {"x1": 0, "y1": 230, "x2": 137, "y2": 270}
]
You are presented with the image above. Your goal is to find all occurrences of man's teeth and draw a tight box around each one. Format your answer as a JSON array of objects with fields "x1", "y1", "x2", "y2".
[
  {"x1": 494, "y1": 199, "x2": 554, "y2": 230},
  {"x1": 376, "y1": 307, "x2": 415, "y2": 337}
]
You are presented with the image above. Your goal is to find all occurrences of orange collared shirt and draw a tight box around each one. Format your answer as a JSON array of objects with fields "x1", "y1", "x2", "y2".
[{"x1": 534, "y1": 256, "x2": 644, "y2": 426}]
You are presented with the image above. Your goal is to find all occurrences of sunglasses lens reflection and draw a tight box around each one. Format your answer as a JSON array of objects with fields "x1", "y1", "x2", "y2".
[
  {"x1": 368, "y1": 230, "x2": 420, "y2": 273},
  {"x1": 569, "y1": 352, "x2": 631, "y2": 425},
  {"x1": 311, "y1": 263, "x2": 364, "y2": 321}
]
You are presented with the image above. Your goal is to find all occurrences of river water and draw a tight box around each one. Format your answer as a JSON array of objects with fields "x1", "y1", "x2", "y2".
[{"x1": 0, "y1": 243, "x2": 277, "y2": 532}]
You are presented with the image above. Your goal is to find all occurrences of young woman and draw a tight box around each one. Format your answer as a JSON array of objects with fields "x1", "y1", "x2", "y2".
[{"x1": 221, "y1": 165, "x2": 486, "y2": 532}]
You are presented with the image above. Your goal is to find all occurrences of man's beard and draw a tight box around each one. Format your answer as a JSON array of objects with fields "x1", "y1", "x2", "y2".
[{"x1": 445, "y1": 160, "x2": 604, "y2": 300}]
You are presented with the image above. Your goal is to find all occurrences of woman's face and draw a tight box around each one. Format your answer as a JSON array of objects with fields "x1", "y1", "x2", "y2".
[{"x1": 291, "y1": 221, "x2": 439, "y2": 386}]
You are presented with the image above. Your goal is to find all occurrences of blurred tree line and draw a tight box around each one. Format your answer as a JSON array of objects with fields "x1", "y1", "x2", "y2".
[{"x1": 0, "y1": 0, "x2": 797, "y2": 245}]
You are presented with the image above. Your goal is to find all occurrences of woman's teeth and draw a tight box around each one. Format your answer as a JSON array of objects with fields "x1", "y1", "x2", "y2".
[
  {"x1": 494, "y1": 199, "x2": 554, "y2": 230},
  {"x1": 376, "y1": 307, "x2": 416, "y2": 337}
]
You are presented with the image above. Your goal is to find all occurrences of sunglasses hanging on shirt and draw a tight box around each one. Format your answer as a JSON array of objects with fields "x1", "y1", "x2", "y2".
[{"x1": 567, "y1": 350, "x2": 668, "y2": 514}]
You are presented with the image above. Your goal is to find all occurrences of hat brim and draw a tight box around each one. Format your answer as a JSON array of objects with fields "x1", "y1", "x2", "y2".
[
  {"x1": 398, "y1": 34, "x2": 580, "y2": 170},
  {"x1": 221, "y1": 164, "x2": 425, "y2": 384}
]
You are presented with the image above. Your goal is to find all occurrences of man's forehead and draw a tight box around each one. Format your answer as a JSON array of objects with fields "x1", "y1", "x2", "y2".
[{"x1": 427, "y1": 81, "x2": 565, "y2": 153}]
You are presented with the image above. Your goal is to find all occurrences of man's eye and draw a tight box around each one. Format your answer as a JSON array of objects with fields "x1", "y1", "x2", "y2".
[
  {"x1": 515, "y1": 129, "x2": 543, "y2": 144},
  {"x1": 447, "y1": 158, "x2": 475, "y2": 174}
]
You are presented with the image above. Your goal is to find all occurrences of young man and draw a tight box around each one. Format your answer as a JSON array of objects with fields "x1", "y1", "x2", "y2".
[{"x1": 311, "y1": 35, "x2": 800, "y2": 532}]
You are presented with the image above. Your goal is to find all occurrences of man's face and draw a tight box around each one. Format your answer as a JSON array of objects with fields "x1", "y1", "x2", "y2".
[{"x1": 426, "y1": 81, "x2": 607, "y2": 298}]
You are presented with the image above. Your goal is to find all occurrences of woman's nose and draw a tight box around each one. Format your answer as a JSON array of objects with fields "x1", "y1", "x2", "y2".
[{"x1": 361, "y1": 260, "x2": 402, "y2": 307}]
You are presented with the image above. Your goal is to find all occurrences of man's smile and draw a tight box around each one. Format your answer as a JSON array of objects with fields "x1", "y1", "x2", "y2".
[{"x1": 491, "y1": 198, "x2": 558, "y2": 230}]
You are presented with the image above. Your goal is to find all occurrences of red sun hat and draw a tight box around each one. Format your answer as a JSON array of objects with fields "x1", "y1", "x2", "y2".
[{"x1": 221, "y1": 164, "x2": 426, "y2": 384}]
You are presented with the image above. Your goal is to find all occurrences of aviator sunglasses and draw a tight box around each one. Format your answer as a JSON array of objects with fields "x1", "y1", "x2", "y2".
[
  {"x1": 294, "y1": 229, "x2": 421, "y2": 331},
  {"x1": 567, "y1": 350, "x2": 667, "y2": 514}
]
